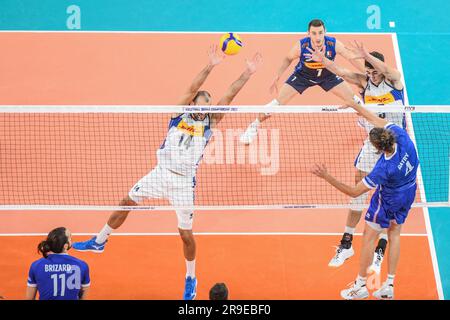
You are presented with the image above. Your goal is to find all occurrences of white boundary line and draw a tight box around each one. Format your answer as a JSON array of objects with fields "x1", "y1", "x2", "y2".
[
  {"x1": 392, "y1": 33, "x2": 444, "y2": 300},
  {"x1": 0, "y1": 232, "x2": 427, "y2": 237},
  {"x1": 0, "y1": 30, "x2": 395, "y2": 35}
]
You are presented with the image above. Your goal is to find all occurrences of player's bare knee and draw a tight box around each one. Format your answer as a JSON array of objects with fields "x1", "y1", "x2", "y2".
[{"x1": 179, "y1": 229, "x2": 195, "y2": 245}]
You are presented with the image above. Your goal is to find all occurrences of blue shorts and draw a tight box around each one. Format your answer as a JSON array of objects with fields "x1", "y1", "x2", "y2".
[
  {"x1": 285, "y1": 72, "x2": 344, "y2": 94},
  {"x1": 365, "y1": 183, "x2": 417, "y2": 228}
]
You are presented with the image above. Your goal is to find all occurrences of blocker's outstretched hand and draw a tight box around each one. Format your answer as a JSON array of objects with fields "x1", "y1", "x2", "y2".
[{"x1": 208, "y1": 44, "x2": 225, "y2": 66}]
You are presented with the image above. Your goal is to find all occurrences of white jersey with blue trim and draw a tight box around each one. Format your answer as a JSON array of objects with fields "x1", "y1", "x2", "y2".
[
  {"x1": 359, "y1": 78, "x2": 406, "y2": 133},
  {"x1": 157, "y1": 113, "x2": 212, "y2": 177}
]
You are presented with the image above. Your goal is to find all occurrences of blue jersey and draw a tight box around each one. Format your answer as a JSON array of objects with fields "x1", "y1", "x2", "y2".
[
  {"x1": 363, "y1": 123, "x2": 419, "y2": 192},
  {"x1": 363, "y1": 124, "x2": 419, "y2": 227},
  {"x1": 294, "y1": 36, "x2": 337, "y2": 79},
  {"x1": 27, "y1": 253, "x2": 90, "y2": 300}
]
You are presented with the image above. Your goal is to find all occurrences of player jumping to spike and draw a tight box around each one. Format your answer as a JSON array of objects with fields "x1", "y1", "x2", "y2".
[
  {"x1": 72, "y1": 46, "x2": 262, "y2": 300},
  {"x1": 312, "y1": 99, "x2": 418, "y2": 300},
  {"x1": 305, "y1": 41, "x2": 406, "y2": 272},
  {"x1": 239, "y1": 19, "x2": 364, "y2": 144}
]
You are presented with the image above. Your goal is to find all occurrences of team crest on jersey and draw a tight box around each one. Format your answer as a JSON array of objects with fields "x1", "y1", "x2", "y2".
[
  {"x1": 177, "y1": 120, "x2": 204, "y2": 136},
  {"x1": 326, "y1": 40, "x2": 334, "y2": 47}
]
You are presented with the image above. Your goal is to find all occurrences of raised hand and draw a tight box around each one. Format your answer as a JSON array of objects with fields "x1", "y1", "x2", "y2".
[
  {"x1": 347, "y1": 40, "x2": 370, "y2": 60},
  {"x1": 311, "y1": 163, "x2": 328, "y2": 179},
  {"x1": 208, "y1": 44, "x2": 225, "y2": 66},
  {"x1": 304, "y1": 46, "x2": 326, "y2": 62},
  {"x1": 245, "y1": 52, "x2": 263, "y2": 75}
]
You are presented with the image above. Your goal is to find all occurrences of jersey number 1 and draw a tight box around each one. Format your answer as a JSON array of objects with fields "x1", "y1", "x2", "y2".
[{"x1": 51, "y1": 274, "x2": 66, "y2": 297}]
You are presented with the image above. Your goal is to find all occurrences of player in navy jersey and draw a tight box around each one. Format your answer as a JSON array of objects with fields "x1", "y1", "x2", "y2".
[
  {"x1": 312, "y1": 101, "x2": 419, "y2": 300},
  {"x1": 26, "y1": 227, "x2": 90, "y2": 300},
  {"x1": 72, "y1": 46, "x2": 262, "y2": 300},
  {"x1": 240, "y1": 19, "x2": 365, "y2": 144}
]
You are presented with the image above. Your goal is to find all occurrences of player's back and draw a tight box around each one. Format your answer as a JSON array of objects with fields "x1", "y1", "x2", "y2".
[
  {"x1": 295, "y1": 35, "x2": 337, "y2": 79},
  {"x1": 27, "y1": 253, "x2": 90, "y2": 300},
  {"x1": 372, "y1": 124, "x2": 419, "y2": 193}
]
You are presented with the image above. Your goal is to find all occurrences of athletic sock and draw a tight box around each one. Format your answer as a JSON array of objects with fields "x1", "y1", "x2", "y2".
[
  {"x1": 186, "y1": 259, "x2": 196, "y2": 279},
  {"x1": 96, "y1": 224, "x2": 113, "y2": 244},
  {"x1": 340, "y1": 232, "x2": 353, "y2": 249},
  {"x1": 386, "y1": 274, "x2": 395, "y2": 286},
  {"x1": 344, "y1": 226, "x2": 355, "y2": 235},
  {"x1": 251, "y1": 118, "x2": 260, "y2": 128}
]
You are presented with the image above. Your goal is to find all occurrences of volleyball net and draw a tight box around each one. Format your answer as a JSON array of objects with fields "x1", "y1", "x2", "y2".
[{"x1": 0, "y1": 105, "x2": 448, "y2": 211}]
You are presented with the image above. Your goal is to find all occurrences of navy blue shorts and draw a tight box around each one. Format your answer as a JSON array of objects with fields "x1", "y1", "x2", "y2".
[
  {"x1": 285, "y1": 72, "x2": 344, "y2": 94},
  {"x1": 365, "y1": 183, "x2": 417, "y2": 228}
]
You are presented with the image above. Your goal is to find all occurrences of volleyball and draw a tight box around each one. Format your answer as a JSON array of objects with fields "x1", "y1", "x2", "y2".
[{"x1": 219, "y1": 33, "x2": 243, "y2": 55}]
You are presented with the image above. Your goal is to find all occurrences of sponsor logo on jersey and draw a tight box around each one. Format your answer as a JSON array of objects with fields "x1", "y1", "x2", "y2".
[
  {"x1": 177, "y1": 120, "x2": 204, "y2": 136},
  {"x1": 326, "y1": 40, "x2": 334, "y2": 47},
  {"x1": 364, "y1": 93, "x2": 396, "y2": 104},
  {"x1": 304, "y1": 61, "x2": 325, "y2": 69}
]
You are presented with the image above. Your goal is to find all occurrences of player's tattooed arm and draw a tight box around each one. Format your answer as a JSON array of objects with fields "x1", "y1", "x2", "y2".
[
  {"x1": 270, "y1": 42, "x2": 301, "y2": 94},
  {"x1": 311, "y1": 164, "x2": 370, "y2": 197},
  {"x1": 305, "y1": 47, "x2": 366, "y2": 88},
  {"x1": 213, "y1": 52, "x2": 263, "y2": 127},
  {"x1": 335, "y1": 40, "x2": 366, "y2": 73},
  {"x1": 176, "y1": 45, "x2": 225, "y2": 114},
  {"x1": 349, "y1": 41, "x2": 403, "y2": 90}
]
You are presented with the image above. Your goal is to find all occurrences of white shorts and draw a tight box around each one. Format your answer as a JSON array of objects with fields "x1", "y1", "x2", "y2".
[
  {"x1": 354, "y1": 138, "x2": 382, "y2": 173},
  {"x1": 128, "y1": 165, "x2": 196, "y2": 230}
]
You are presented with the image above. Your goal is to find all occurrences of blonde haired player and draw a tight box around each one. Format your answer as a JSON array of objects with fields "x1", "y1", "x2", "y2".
[
  {"x1": 73, "y1": 46, "x2": 262, "y2": 300},
  {"x1": 305, "y1": 41, "x2": 405, "y2": 272}
]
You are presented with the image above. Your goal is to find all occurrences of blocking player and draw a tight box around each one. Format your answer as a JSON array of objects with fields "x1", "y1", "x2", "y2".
[{"x1": 72, "y1": 46, "x2": 262, "y2": 300}]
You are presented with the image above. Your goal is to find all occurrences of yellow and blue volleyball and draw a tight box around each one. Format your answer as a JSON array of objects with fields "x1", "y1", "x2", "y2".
[{"x1": 219, "y1": 33, "x2": 243, "y2": 55}]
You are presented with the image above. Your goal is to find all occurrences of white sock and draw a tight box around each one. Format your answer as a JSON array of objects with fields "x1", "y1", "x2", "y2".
[
  {"x1": 264, "y1": 99, "x2": 279, "y2": 116},
  {"x1": 186, "y1": 259, "x2": 196, "y2": 278},
  {"x1": 386, "y1": 274, "x2": 395, "y2": 286},
  {"x1": 345, "y1": 226, "x2": 356, "y2": 235},
  {"x1": 96, "y1": 224, "x2": 113, "y2": 244},
  {"x1": 379, "y1": 233, "x2": 388, "y2": 241},
  {"x1": 356, "y1": 275, "x2": 367, "y2": 287}
]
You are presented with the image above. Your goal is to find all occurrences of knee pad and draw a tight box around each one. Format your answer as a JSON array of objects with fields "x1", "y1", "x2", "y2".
[{"x1": 176, "y1": 210, "x2": 194, "y2": 230}]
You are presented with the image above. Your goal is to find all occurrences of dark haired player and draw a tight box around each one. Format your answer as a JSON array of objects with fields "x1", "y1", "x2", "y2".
[
  {"x1": 240, "y1": 19, "x2": 364, "y2": 144},
  {"x1": 73, "y1": 46, "x2": 262, "y2": 300},
  {"x1": 312, "y1": 98, "x2": 418, "y2": 300},
  {"x1": 26, "y1": 227, "x2": 90, "y2": 300},
  {"x1": 306, "y1": 41, "x2": 405, "y2": 271}
]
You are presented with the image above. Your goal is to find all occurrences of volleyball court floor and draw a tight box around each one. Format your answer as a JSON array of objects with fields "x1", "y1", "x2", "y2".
[{"x1": 0, "y1": 32, "x2": 440, "y2": 299}]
